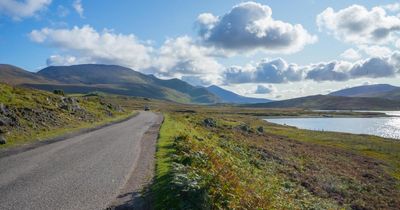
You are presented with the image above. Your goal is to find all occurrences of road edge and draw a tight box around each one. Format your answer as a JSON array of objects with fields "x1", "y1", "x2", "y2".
[{"x1": 107, "y1": 113, "x2": 164, "y2": 210}]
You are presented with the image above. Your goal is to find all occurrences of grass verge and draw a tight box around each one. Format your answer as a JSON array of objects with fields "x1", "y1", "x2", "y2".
[{"x1": 152, "y1": 111, "x2": 400, "y2": 209}]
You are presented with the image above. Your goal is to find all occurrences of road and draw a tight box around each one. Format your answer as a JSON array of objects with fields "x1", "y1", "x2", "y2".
[{"x1": 0, "y1": 111, "x2": 161, "y2": 210}]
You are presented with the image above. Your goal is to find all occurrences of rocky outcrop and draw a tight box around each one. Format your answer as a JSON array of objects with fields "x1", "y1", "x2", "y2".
[
  {"x1": 59, "y1": 97, "x2": 81, "y2": 112},
  {"x1": 0, "y1": 129, "x2": 6, "y2": 145},
  {"x1": 203, "y1": 118, "x2": 217, "y2": 128}
]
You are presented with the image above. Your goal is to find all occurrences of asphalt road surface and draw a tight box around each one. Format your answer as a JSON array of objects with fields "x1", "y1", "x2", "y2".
[{"x1": 0, "y1": 111, "x2": 160, "y2": 210}]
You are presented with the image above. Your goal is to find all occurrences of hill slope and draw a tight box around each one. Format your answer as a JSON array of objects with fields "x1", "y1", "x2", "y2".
[
  {"x1": 0, "y1": 83, "x2": 130, "y2": 148},
  {"x1": 329, "y1": 84, "x2": 399, "y2": 97},
  {"x1": 246, "y1": 95, "x2": 400, "y2": 110},
  {"x1": 0, "y1": 64, "x2": 52, "y2": 85},
  {"x1": 0, "y1": 64, "x2": 219, "y2": 104},
  {"x1": 206, "y1": 85, "x2": 272, "y2": 104}
]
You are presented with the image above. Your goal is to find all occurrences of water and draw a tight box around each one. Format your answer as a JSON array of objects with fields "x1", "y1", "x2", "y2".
[
  {"x1": 265, "y1": 117, "x2": 400, "y2": 139},
  {"x1": 312, "y1": 110, "x2": 400, "y2": 117}
]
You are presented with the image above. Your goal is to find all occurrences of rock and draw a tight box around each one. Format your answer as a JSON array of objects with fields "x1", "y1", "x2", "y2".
[
  {"x1": 0, "y1": 117, "x2": 12, "y2": 126},
  {"x1": 257, "y1": 126, "x2": 264, "y2": 133},
  {"x1": 238, "y1": 124, "x2": 252, "y2": 133},
  {"x1": 59, "y1": 97, "x2": 82, "y2": 112},
  {"x1": 0, "y1": 103, "x2": 8, "y2": 115},
  {"x1": 203, "y1": 118, "x2": 217, "y2": 127},
  {"x1": 0, "y1": 134, "x2": 6, "y2": 145}
]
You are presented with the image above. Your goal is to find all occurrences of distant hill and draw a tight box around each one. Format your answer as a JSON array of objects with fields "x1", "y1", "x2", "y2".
[
  {"x1": 0, "y1": 64, "x2": 53, "y2": 85},
  {"x1": 329, "y1": 84, "x2": 399, "y2": 97},
  {"x1": 206, "y1": 85, "x2": 272, "y2": 104},
  {"x1": 0, "y1": 64, "x2": 219, "y2": 104},
  {"x1": 245, "y1": 95, "x2": 400, "y2": 110}
]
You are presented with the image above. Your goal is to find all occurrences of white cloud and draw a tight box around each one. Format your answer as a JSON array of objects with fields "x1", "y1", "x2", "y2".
[
  {"x1": 317, "y1": 4, "x2": 400, "y2": 45},
  {"x1": 46, "y1": 54, "x2": 95, "y2": 66},
  {"x1": 350, "y1": 57, "x2": 396, "y2": 78},
  {"x1": 73, "y1": 0, "x2": 84, "y2": 18},
  {"x1": 224, "y1": 52, "x2": 400, "y2": 84},
  {"x1": 340, "y1": 48, "x2": 362, "y2": 60},
  {"x1": 306, "y1": 61, "x2": 351, "y2": 82},
  {"x1": 151, "y1": 36, "x2": 224, "y2": 85},
  {"x1": 224, "y1": 58, "x2": 304, "y2": 83},
  {"x1": 197, "y1": 1, "x2": 316, "y2": 54},
  {"x1": 0, "y1": 0, "x2": 51, "y2": 19},
  {"x1": 29, "y1": 26, "x2": 223, "y2": 86},
  {"x1": 29, "y1": 25, "x2": 153, "y2": 70},
  {"x1": 359, "y1": 45, "x2": 392, "y2": 57},
  {"x1": 254, "y1": 84, "x2": 275, "y2": 94},
  {"x1": 382, "y1": 3, "x2": 400, "y2": 13}
]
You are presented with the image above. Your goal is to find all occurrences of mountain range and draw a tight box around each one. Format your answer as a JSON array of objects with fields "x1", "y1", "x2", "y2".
[
  {"x1": 0, "y1": 64, "x2": 272, "y2": 104},
  {"x1": 329, "y1": 84, "x2": 400, "y2": 101},
  {"x1": 1, "y1": 63, "x2": 399, "y2": 109},
  {"x1": 246, "y1": 84, "x2": 400, "y2": 110}
]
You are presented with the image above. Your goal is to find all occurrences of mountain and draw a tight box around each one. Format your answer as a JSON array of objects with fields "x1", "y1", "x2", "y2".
[
  {"x1": 206, "y1": 85, "x2": 272, "y2": 104},
  {"x1": 245, "y1": 95, "x2": 400, "y2": 110},
  {"x1": 0, "y1": 64, "x2": 219, "y2": 104},
  {"x1": 0, "y1": 64, "x2": 53, "y2": 85},
  {"x1": 329, "y1": 84, "x2": 399, "y2": 97}
]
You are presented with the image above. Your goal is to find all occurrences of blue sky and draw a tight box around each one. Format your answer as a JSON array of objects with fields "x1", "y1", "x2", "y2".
[{"x1": 1, "y1": 0, "x2": 400, "y2": 99}]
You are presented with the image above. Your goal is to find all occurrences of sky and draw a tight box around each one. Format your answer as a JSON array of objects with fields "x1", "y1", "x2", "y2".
[{"x1": 1, "y1": 0, "x2": 400, "y2": 99}]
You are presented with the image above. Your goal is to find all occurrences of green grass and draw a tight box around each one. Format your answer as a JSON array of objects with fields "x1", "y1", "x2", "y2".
[
  {"x1": 0, "y1": 83, "x2": 135, "y2": 148},
  {"x1": 152, "y1": 114, "x2": 183, "y2": 208},
  {"x1": 152, "y1": 109, "x2": 400, "y2": 209},
  {"x1": 266, "y1": 123, "x2": 400, "y2": 180}
]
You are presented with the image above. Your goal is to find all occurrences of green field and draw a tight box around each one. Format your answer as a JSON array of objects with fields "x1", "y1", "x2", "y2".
[{"x1": 151, "y1": 108, "x2": 400, "y2": 209}]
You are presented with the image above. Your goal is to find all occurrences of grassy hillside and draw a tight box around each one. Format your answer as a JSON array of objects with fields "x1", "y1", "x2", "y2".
[
  {"x1": 37, "y1": 64, "x2": 218, "y2": 104},
  {"x1": 0, "y1": 64, "x2": 219, "y2": 104},
  {"x1": 0, "y1": 64, "x2": 52, "y2": 85},
  {"x1": 247, "y1": 94, "x2": 400, "y2": 110},
  {"x1": 151, "y1": 106, "x2": 400, "y2": 209},
  {"x1": 329, "y1": 84, "x2": 400, "y2": 101},
  {"x1": 0, "y1": 83, "x2": 132, "y2": 148}
]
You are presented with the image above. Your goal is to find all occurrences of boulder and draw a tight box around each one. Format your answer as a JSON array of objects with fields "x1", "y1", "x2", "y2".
[
  {"x1": 0, "y1": 103, "x2": 8, "y2": 115},
  {"x1": 59, "y1": 97, "x2": 82, "y2": 112},
  {"x1": 203, "y1": 118, "x2": 217, "y2": 127},
  {"x1": 0, "y1": 134, "x2": 6, "y2": 145},
  {"x1": 0, "y1": 117, "x2": 12, "y2": 126},
  {"x1": 238, "y1": 124, "x2": 252, "y2": 133}
]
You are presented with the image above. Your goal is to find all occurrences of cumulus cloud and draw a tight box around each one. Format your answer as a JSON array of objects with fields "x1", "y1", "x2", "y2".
[
  {"x1": 73, "y1": 0, "x2": 84, "y2": 18},
  {"x1": 224, "y1": 58, "x2": 304, "y2": 84},
  {"x1": 29, "y1": 26, "x2": 224, "y2": 85},
  {"x1": 0, "y1": 0, "x2": 51, "y2": 19},
  {"x1": 305, "y1": 61, "x2": 351, "y2": 82},
  {"x1": 224, "y1": 52, "x2": 400, "y2": 84},
  {"x1": 46, "y1": 54, "x2": 95, "y2": 66},
  {"x1": 305, "y1": 55, "x2": 400, "y2": 82},
  {"x1": 317, "y1": 4, "x2": 400, "y2": 45},
  {"x1": 358, "y1": 45, "x2": 392, "y2": 57},
  {"x1": 254, "y1": 84, "x2": 275, "y2": 94},
  {"x1": 340, "y1": 48, "x2": 362, "y2": 61},
  {"x1": 150, "y1": 36, "x2": 224, "y2": 85},
  {"x1": 383, "y1": 3, "x2": 400, "y2": 13},
  {"x1": 29, "y1": 25, "x2": 153, "y2": 70},
  {"x1": 350, "y1": 57, "x2": 396, "y2": 78},
  {"x1": 197, "y1": 1, "x2": 316, "y2": 53}
]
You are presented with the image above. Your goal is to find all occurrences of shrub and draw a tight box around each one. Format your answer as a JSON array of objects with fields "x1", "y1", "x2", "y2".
[{"x1": 53, "y1": 89, "x2": 65, "y2": 96}]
